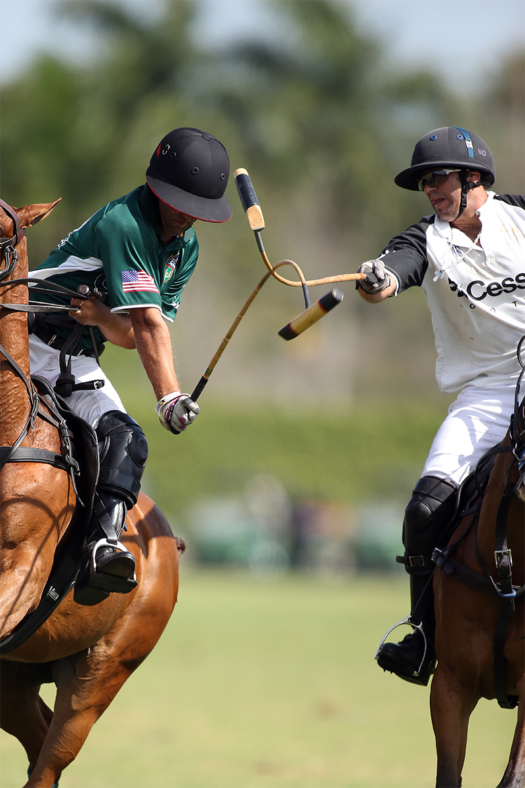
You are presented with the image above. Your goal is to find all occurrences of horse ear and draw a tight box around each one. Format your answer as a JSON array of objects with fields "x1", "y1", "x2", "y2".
[{"x1": 16, "y1": 199, "x2": 62, "y2": 228}]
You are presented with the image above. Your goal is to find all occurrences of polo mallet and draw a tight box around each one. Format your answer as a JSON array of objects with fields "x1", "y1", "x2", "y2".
[{"x1": 191, "y1": 169, "x2": 365, "y2": 401}]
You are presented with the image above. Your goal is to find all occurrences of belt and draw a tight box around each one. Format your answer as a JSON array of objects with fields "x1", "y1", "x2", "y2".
[{"x1": 32, "y1": 325, "x2": 105, "y2": 358}]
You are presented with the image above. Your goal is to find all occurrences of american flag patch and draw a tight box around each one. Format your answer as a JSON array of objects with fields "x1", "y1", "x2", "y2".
[{"x1": 121, "y1": 270, "x2": 159, "y2": 293}]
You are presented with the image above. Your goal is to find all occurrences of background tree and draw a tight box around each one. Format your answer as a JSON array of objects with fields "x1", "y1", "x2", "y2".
[{"x1": 0, "y1": 0, "x2": 523, "y2": 513}]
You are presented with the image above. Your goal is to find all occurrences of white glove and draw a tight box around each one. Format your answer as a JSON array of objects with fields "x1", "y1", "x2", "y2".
[
  {"x1": 155, "y1": 391, "x2": 200, "y2": 434},
  {"x1": 358, "y1": 259, "x2": 392, "y2": 294}
]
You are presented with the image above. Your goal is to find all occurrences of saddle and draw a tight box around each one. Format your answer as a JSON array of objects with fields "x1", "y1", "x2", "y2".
[
  {"x1": 0, "y1": 376, "x2": 99, "y2": 655},
  {"x1": 455, "y1": 441, "x2": 500, "y2": 517}
]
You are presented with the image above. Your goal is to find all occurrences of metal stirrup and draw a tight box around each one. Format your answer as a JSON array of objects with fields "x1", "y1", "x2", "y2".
[
  {"x1": 91, "y1": 537, "x2": 135, "y2": 578},
  {"x1": 374, "y1": 616, "x2": 429, "y2": 678}
]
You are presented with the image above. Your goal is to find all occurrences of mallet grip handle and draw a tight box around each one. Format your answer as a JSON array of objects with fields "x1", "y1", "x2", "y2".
[
  {"x1": 235, "y1": 168, "x2": 265, "y2": 231},
  {"x1": 191, "y1": 377, "x2": 208, "y2": 402}
]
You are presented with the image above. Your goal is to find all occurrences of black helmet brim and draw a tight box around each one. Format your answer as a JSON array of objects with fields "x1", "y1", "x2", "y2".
[
  {"x1": 146, "y1": 173, "x2": 232, "y2": 223},
  {"x1": 395, "y1": 161, "x2": 495, "y2": 191}
]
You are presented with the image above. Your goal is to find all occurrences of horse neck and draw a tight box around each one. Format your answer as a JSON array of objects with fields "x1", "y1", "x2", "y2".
[{"x1": 0, "y1": 237, "x2": 32, "y2": 444}]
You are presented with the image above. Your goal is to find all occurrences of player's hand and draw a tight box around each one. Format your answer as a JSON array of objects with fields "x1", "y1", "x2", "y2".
[
  {"x1": 357, "y1": 260, "x2": 392, "y2": 294},
  {"x1": 69, "y1": 297, "x2": 109, "y2": 326},
  {"x1": 155, "y1": 391, "x2": 200, "y2": 434}
]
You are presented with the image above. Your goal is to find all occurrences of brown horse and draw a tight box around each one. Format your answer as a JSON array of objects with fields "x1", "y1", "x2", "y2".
[
  {"x1": 0, "y1": 201, "x2": 183, "y2": 788},
  {"x1": 431, "y1": 429, "x2": 525, "y2": 787}
]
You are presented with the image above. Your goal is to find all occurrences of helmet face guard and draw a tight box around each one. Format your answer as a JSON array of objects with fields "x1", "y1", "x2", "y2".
[
  {"x1": 395, "y1": 127, "x2": 495, "y2": 192},
  {"x1": 146, "y1": 127, "x2": 232, "y2": 223}
]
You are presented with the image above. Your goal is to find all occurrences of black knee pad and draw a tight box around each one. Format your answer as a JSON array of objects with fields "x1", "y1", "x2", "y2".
[
  {"x1": 96, "y1": 410, "x2": 149, "y2": 509},
  {"x1": 402, "y1": 476, "x2": 458, "y2": 574}
]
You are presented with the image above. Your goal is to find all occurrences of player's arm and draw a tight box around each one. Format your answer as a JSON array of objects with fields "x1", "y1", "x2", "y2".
[
  {"x1": 130, "y1": 306, "x2": 199, "y2": 435},
  {"x1": 129, "y1": 306, "x2": 179, "y2": 399}
]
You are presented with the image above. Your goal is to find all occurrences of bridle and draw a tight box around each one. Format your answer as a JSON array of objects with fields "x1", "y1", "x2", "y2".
[{"x1": 0, "y1": 199, "x2": 26, "y2": 283}]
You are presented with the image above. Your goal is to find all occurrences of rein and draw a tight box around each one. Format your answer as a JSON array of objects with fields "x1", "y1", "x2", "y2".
[
  {"x1": 0, "y1": 201, "x2": 80, "y2": 482},
  {"x1": 0, "y1": 201, "x2": 104, "y2": 398},
  {"x1": 0, "y1": 276, "x2": 88, "y2": 314}
]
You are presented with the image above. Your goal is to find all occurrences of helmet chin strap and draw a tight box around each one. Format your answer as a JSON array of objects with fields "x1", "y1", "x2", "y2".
[{"x1": 455, "y1": 171, "x2": 484, "y2": 220}]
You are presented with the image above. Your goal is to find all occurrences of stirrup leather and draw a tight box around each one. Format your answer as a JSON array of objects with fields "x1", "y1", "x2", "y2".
[{"x1": 374, "y1": 616, "x2": 430, "y2": 679}]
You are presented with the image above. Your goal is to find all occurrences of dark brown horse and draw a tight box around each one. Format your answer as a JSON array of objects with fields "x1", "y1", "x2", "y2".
[
  {"x1": 0, "y1": 201, "x2": 183, "y2": 788},
  {"x1": 431, "y1": 428, "x2": 525, "y2": 787}
]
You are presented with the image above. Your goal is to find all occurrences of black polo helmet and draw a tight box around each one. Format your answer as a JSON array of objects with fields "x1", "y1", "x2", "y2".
[
  {"x1": 395, "y1": 126, "x2": 495, "y2": 191},
  {"x1": 146, "y1": 127, "x2": 232, "y2": 222}
]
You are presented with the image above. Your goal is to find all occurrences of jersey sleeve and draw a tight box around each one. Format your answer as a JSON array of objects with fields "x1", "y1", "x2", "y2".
[
  {"x1": 95, "y1": 208, "x2": 163, "y2": 312},
  {"x1": 378, "y1": 217, "x2": 433, "y2": 293},
  {"x1": 494, "y1": 194, "x2": 525, "y2": 210},
  {"x1": 161, "y1": 235, "x2": 199, "y2": 322}
]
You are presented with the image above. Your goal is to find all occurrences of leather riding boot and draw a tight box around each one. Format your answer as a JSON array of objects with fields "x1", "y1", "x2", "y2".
[
  {"x1": 73, "y1": 491, "x2": 138, "y2": 607},
  {"x1": 375, "y1": 475, "x2": 457, "y2": 686},
  {"x1": 376, "y1": 573, "x2": 436, "y2": 686},
  {"x1": 73, "y1": 411, "x2": 148, "y2": 607}
]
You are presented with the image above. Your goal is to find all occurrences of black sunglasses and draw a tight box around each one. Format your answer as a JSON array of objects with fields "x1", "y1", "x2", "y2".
[{"x1": 418, "y1": 169, "x2": 461, "y2": 191}]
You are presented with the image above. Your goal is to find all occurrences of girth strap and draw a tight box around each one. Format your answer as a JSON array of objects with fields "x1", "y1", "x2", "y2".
[
  {"x1": 0, "y1": 446, "x2": 72, "y2": 473},
  {"x1": 0, "y1": 544, "x2": 80, "y2": 655}
]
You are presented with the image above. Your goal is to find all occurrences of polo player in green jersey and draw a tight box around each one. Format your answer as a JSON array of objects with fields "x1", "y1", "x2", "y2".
[{"x1": 29, "y1": 127, "x2": 232, "y2": 605}]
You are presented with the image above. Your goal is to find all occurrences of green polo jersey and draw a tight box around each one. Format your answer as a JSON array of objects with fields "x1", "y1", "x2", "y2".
[{"x1": 30, "y1": 185, "x2": 199, "y2": 349}]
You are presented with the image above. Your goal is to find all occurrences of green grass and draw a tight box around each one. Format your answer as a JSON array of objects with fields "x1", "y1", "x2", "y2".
[{"x1": 0, "y1": 570, "x2": 516, "y2": 788}]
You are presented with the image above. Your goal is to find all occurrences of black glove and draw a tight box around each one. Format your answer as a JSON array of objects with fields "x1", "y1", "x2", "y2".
[{"x1": 358, "y1": 260, "x2": 392, "y2": 295}]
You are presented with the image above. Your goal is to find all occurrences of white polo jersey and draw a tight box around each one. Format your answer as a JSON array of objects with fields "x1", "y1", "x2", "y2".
[{"x1": 380, "y1": 192, "x2": 525, "y2": 393}]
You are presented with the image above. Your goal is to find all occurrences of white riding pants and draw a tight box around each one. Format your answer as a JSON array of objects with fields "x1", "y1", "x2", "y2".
[
  {"x1": 421, "y1": 383, "x2": 517, "y2": 486},
  {"x1": 29, "y1": 335, "x2": 126, "y2": 429}
]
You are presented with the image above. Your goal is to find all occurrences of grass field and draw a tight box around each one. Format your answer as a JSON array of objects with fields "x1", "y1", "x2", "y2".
[{"x1": 0, "y1": 569, "x2": 516, "y2": 788}]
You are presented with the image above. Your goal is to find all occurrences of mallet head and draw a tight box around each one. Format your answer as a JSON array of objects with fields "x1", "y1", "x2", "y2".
[{"x1": 279, "y1": 289, "x2": 344, "y2": 340}]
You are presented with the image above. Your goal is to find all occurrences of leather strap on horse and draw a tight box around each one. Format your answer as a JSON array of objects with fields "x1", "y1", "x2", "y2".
[
  {"x1": 433, "y1": 483, "x2": 521, "y2": 709},
  {"x1": 432, "y1": 548, "x2": 525, "y2": 600},
  {"x1": 0, "y1": 339, "x2": 40, "y2": 469},
  {"x1": 0, "y1": 339, "x2": 81, "y2": 491},
  {"x1": 0, "y1": 199, "x2": 26, "y2": 282},
  {"x1": 0, "y1": 446, "x2": 73, "y2": 473},
  {"x1": 0, "y1": 275, "x2": 104, "y2": 392},
  {"x1": 493, "y1": 483, "x2": 519, "y2": 709},
  {"x1": 0, "y1": 275, "x2": 87, "y2": 314},
  {"x1": 0, "y1": 529, "x2": 83, "y2": 656}
]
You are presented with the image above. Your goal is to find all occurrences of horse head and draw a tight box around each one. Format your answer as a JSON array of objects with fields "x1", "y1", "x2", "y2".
[{"x1": 0, "y1": 199, "x2": 60, "y2": 280}]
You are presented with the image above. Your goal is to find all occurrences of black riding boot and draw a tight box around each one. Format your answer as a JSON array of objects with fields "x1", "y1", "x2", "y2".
[
  {"x1": 73, "y1": 411, "x2": 148, "y2": 607},
  {"x1": 375, "y1": 475, "x2": 458, "y2": 686},
  {"x1": 377, "y1": 573, "x2": 436, "y2": 685},
  {"x1": 73, "y1": 492, "x2": 138, "y2": 606}
]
